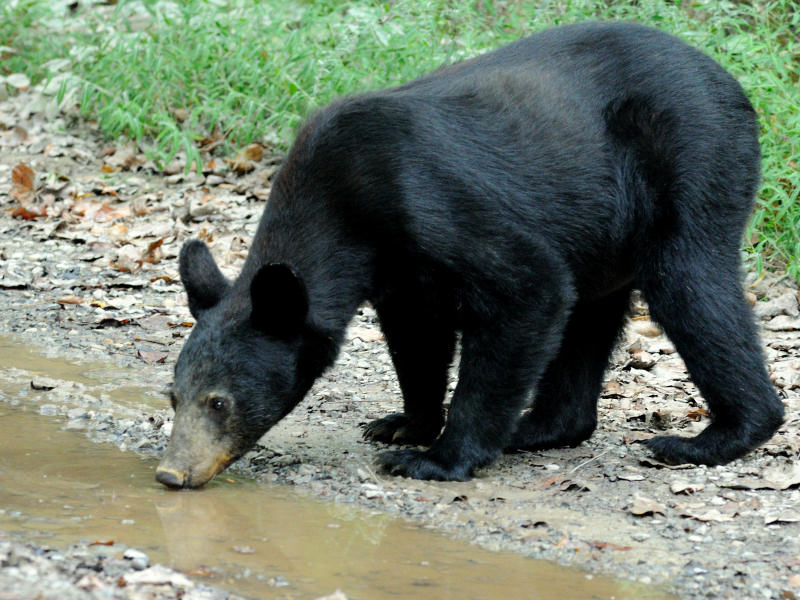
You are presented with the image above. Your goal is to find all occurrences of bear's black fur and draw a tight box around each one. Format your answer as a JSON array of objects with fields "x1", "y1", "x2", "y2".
[{"x1": 157, "y1": 21, "x2": 784, "y2": 487}]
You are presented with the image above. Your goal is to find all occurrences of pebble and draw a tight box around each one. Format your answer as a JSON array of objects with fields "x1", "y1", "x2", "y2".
[{"x1": 123, "y1": 548, "x2": 150, "y2": 570}]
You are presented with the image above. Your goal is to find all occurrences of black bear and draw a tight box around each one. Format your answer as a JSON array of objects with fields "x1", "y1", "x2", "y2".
[{"x1": 156, "y1": 21, "x2": 784, "y2": 488}]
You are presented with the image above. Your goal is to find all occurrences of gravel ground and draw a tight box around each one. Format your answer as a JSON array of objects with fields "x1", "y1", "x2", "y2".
[{"x1": 2, "y1": 84, "x2": 800, "y2": 600}]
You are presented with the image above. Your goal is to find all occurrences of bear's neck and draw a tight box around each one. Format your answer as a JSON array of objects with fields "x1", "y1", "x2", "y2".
[{"x1": 241, "y1": 188, "x2": 374, "y2": 349}]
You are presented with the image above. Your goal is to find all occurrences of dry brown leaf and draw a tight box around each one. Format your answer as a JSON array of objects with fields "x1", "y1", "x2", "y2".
[
  {"x1": 603, "y1": 379, "x2": 625, "y2": 397},
  {"x1": 623, "y1": 431, "x2": 653, "y2": 444},
  {"x1": 108, "y1": 223, "x2": 129, "y2": 241},
  {"x1": 11, "y1": 162, "x2": 36, "y2": 203},
  {"x1": 10, "y1": 205, "x2": 47, "y2": 220},
  {"x1": 685, "y1": 408, "x2": 709, "y2": 420},
  {"x1": 228, "y1": 143, "x2": 265, "y2": 173},
  {"x1": 13, "y1": 125, "x2": 28, "y2": 142},
  {"x1": 347, "y1": 326, "x2": 384, "y2": 342},
  {"x1": 143, "y1": 238, "x2": 164, "y2": 263},
  {"x1": 150, "y1": 275, "x2": 174, "y2": 284},
  {"x1": 719, "y1": 464, "x2": 800, "y2": 491},
  {"x1": 629, "y1": 349, "x2": 656, "y2": 369},
  {"x1": 590, "y1": 540, "x2": 632, "y2": 551},
  {"x1": 669, "y1": 480, "x2": 705, "y2": 495},
  {"x1": 105, "y1": 144, "x2": 144, "y2": 170},
  {"x1": 680, "y1": 507, "x2": 736, "y2": 522},
  {"x1": 628, "y1": 497, "x2": 667, "y2": 516},
  {"x1": 137, "y1": 314, "x2": 172, "y2": 331},
  {"x1": 242, "y1": 143, "x2": 264, "y2": 162},
  {"x1": 172, "y1": 108, "x2": 190, "y2": 122},
  {"x1": 531, "y1": 474, "x2": 568, "y2": 490}
]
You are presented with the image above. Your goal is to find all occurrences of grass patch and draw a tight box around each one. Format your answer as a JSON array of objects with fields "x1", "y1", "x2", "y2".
[{"x1": 2, "y1": 0, "x2": 798, "y2": 277}]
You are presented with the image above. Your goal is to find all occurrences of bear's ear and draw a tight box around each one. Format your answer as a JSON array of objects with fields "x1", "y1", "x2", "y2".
[
  {"x1": 250, "y1": 263, "x2": 309, "y2": 337},
  {"x1": 179, "y1": 240, "x2": 231, "y2": 319}
]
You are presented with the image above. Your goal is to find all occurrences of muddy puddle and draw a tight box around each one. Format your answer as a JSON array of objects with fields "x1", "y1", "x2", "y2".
[
  {"x1": 0, "y1": 336, "x2": 165, "y2": 410},
  {"x1": 0, "y1": 340, "x2": 676, "y2": 599}
]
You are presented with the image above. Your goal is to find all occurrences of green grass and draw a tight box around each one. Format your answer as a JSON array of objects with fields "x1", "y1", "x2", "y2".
[{"x1": 1, "y1": 0, "x2": 798, "y2": 277}]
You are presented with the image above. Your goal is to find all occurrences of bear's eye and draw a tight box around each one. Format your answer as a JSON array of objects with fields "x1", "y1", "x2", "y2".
[{"x1": 208, "y1": 396, "x2": 226, "y2": 411}]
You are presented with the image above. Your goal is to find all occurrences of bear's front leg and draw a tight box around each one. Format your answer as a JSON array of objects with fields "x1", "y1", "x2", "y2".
[
  {"x1": 378, "y1": 281, "x2": 573, "y2": 480},
  {"x1": 363, "y1": 279, "x2": 456, "y2": 447}
]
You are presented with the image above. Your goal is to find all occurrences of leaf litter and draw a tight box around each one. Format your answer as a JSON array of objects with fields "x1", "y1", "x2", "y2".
[{"x1": 0, "y1": 81, "x2": 799, "y2": 600}]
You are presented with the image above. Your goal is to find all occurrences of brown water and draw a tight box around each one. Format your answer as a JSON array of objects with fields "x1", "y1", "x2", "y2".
[
  {"x1": 0, "y1": 340, "x2": 676, "y2": 600},
  {"x1": 0, "y1": 336, "x2": 165, "y2": 410}
]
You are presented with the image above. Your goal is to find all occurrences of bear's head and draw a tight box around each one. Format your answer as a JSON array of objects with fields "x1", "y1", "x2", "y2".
[{"x1": 155, "y1": 240, "x2": 311, "y2": 489}]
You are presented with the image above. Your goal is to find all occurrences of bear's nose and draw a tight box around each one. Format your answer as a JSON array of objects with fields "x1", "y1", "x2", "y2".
[{"x1": 155, "y1": 467, "x2": 186, "y2": 489}]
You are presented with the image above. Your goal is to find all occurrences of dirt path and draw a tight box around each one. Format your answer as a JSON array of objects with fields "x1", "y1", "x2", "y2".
[{"x1": 2, "y1": 86, "x2": 800, "y2": 600}]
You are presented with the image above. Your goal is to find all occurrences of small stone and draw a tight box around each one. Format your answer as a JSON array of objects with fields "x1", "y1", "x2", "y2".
[
  {"x1": 39, "y1": 404, "x2": 58, "y2": 416},
  {"x1": 66, "y1": 407, "x2": 86, "y2": 419},
  {"x1": 124, "y1": 548, "x2": 150, "y2": 570}
]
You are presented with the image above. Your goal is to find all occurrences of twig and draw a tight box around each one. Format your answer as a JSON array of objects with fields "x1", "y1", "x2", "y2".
[{"x1": 569, "y1": 447, "x2": 613, "y2": 474}]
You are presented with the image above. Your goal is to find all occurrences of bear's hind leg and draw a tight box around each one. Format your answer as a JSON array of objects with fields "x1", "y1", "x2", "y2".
[
  {"x1": 507, "y1": 286, "x2": 631, "y2": 452},
  {"x1": 363, "y1": 287, "x2": 456, "y2": 446},
  {"x1": 641, "y1": 252, "x2": 784, "y2": 465}
]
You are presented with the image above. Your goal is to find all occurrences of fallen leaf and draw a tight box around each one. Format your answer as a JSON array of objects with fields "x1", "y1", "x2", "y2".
[
  {"x1": 10, "y1": 205, "x2": 47, "y2": 220},
  {"x1": 764, "y1": 509, "x2": 800, "y2": 525},
  {"x1": 628, "y1": 496, "x2": 666, "y2": 517},
  {"x1": 602, "y1": 379, "x2": 625, "y2": 397},
  {"x1": 6, "y1": 73, "x2": 30, "y2": 89},
  {"x1": 669, "y1": 480, "x2": 705, "y2": 495},
  {"x1": 628, "y1": 349, "x2": 656, "y2": 369},
  {"x1": 531, "y1": 474, "x2": 568, "y2": 490},
  {"x1": 58, "y1": 296, "x2": 83, "y2": 305},
  {"x1": 12, "y1": 125, "x2": 28, "y2": 142},
  {"x1": 143, "y1": 238, "x2": 164, "y2": 263},
  {"x1": 685, "y1": 408, "x2": 709, "y2": 421},
  {"x1": 347, "y1": 326, "x2": 384, "y2": 343},
  {"x1": 228, "y1": 143, "x2": 264, "y2": 173},
  {"x1": 590, "y1": 540, "x2": 632, "y2": 551},
  {"x1": 123, "y1": 566, "x2": 193, "y2": 588},
  {"x1": 108, "y1": 223, "x2": 129, "y2": 241},
  {"x1": 104, "y1": 144, "x2": 144, "y2": 169},
  {"x1": 11, "y1": 162, "x2": 36, "y2": 203},
  {"x1": 623, "y1": 431, "x2": 653, "y2": 444},
  {"x1": 30, "y1": 381, "x2": 55, "y2": 391},
  {"x1": 137, "y1": 349, "x2": 168, "y2": 364},
  {"x1": 89, "y1": 540, "x2": 115, "y2": 546},
  {"x1": 632, "y1": 320, "x2": 662, "y2": 337},
  {"x1": 680, "y1": 507, "x2": 736, "y2": 522},
  {"x1": 639, "y1": 455, "x2": 696, "y2": 469},
  {"x1": 618, "y1": 471, "x2": 646, "y2": 482},
  {"x1": 137, "y1": 314, "x2": 172, "y2": 330},
  {"x1": 719, "y1": 464, "x2": 800, "y2": 491},
  {"x1": 172, "y1": 107, "x2": 190, "y2": 122},
  {"x1": 765, "y1": 315, "x2": 800, "y2": 331}
]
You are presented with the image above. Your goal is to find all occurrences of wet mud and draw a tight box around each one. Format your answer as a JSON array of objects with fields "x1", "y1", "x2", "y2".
[{"x1": 1, "y1": 369, "x2": 672, "y2": 599}]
